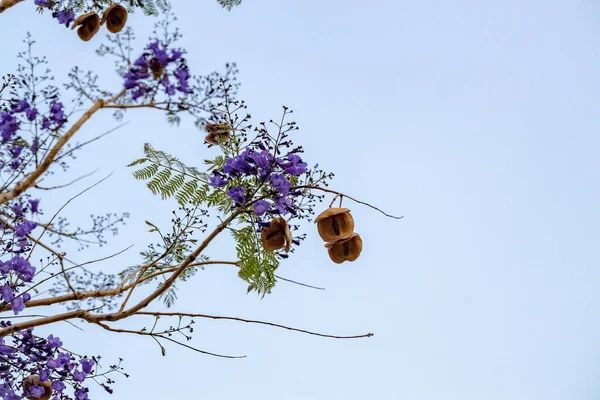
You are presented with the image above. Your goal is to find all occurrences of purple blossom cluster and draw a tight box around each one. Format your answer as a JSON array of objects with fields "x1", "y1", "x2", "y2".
[
  {"x1": 34, "y1": 1, "x2": 76, "y2": 27},
  {"x1": 123, "y1": 41, "x2": 191, "y2": 100},
  {"x1": 0, "y1": 198, "x2": 41, "y2": 316},
  {"x1": 210, "y1": 144, "x2": 308, "y2": 218},
  {"x1": 1, "y1": 99, "x2": 66, "y2": 172},
  {"x1": 0, "y1": 328, "x2": 97, "y2": 400}
]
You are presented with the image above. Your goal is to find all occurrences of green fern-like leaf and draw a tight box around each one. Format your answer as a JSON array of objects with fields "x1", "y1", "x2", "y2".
[
  {"x1": 216, "y1": 0, "x2": 242, "y2": 10},
  {"x1": 129, "y1": 143, "x2": 220, "y2": 206},
  {"x1": 233, "y1": 226, "x2": 278, "y2": 296}
]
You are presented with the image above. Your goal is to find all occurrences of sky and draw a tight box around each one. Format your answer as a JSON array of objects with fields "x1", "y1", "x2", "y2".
[{"x1": 2, "y1": 0, "x2": 600, "y2": 399}]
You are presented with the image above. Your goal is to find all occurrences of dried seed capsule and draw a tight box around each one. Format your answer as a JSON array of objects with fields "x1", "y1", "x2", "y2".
[
  {"x1": 101, "y1": 3, "x2": 128, "y2": 34},
  {"x1": 325, "y1": 233, "x2": 363, "y2": 264},
  {"x1": 23, "y1": 375, "x2": 53, "y2": 400},
  {"x1": 72, "y1": 12, "x2": 100, "y2": 41},
  {"x1": 315, "y1": 207, "x2": 354, "y2": 242},
  {"x1": 261, "y1": 217, "x2": 292, "y2": 253},
  {"x1": 205, "y1": 123, "x2": 231, "y2": 145}
]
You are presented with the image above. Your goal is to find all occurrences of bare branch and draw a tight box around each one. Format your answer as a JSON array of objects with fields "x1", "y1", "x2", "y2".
[
  {"x1": 94, "y1": 321, "x2": 246, "y2": 359},
  {"x1": 136, "y1": 312, "x2": 373, "y2": 340},
  {"x1": 296, "y1": 185, "x2": 403, "y2": 220}
]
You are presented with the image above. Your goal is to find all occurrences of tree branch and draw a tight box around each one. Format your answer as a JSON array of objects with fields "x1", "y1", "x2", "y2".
[
  {"x1": 136, "y1": 312, "x2": 374, "y2": 340},
  {"x1": 0, "y1": 89, "x2": 125, "y2": 205}
]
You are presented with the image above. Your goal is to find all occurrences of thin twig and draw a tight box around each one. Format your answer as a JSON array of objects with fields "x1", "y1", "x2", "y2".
[
  {"x1": 136, "y1": 312, "x2": 373, "y2": 340},
  {"x1": 94, "y1": 321, "x2": 246, "y2": 359},
  {"x1": 297, "y1": 185, "x2": 403, "y2": 219},
  {"x1": 35, "y1": 169, "x2": 99, "y2": 190}
]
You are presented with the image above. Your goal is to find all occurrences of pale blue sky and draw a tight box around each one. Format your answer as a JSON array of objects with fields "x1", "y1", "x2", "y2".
[{"x1": 2, "y1": 0, "x2": 600, "y2": 399}]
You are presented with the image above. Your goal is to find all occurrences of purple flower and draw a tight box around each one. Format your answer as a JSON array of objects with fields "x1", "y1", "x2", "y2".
[
  {"x1": 40, "y1": 117, "x2": 51, "y2": 130},
  {"x1": 25, "y1": 107, "x2": 38, "y2": 121},
  {"x1": 10, "y1": 296, "x2": 26, "y2": 315},
  {"x1": 209, "y1": 173, "x2": 228, "y2": 188},
  {"x1": 170, "y1": 49, "x2": 183, "y2": 61},
  {"x1": 11, "y1": 145, "x2": 23, "y2": 159},
  {"x1": 27, "y1": 385, "x2": 45, "y2": 398},
  {"x1": 74, "y1": 388, "x2": 89, "y2": 400},
  {"x1": 11, "y1": 202, "x2": 24, "y2": 219},
  {"x1": 227, "y1": 187, "x2": 245, "y2": 205},
  {"x1": 73, "y1": 369, "x2": 86, "y2": 382},
  {"x1": 46, "y1": 357, "x2": 60, "y2": 369},
  {"x1": 51, "y1": 380, "x2": 65, "y2": 393},
  {"x1": 38, "y1": 369, "x2": 50, "y2": 382},
  {"x1": 223, "y1": 155, "x2": 256, "y2": 176},
  {"x1": 0, "y1": 284, "x2": 14, "y2": 302},
  {"x1": 54, "y1": 9, "x2": 76, "y2": 26},
  {"x1": 174, "y1": 66, "x2": 190, "y2": 85},
  {"x1": 45, "y1": 334, "x2": 63, "y2": 349},
  {"x1": 12, "y1": 99, "x2": 30, "y2": 113},
  {"x1": 11, "y1": 256, "x2": 36, "y2": 281},
  {"x1": 14, "y1": 220, "x2": 37, "y2": 238},
  {"x1": 161, "y1": 76, "x2": 176, "y2": 96},
  {"x1": 0, "y1": 112, "x2": 19, "y2": 142},
  {"x1": 49, "y1": 101, "x2": 65, "y2": 124},
  {"x1": 29, "y1": 199, "x2": 40, "y2": 214},
  {"x1": 270, "y1": 174, "x2": 290, "y2": 196},
  {"x1": 249, "y1": 150, "x2": 273, "y2": 170},
  {"x1": 134, "y1": 55, "x2": 148, "y2": 68},
  {"x1": 281, "y1": 154, "x2": 308, "y2": 175},
  {"x1": 124, "y1": 78, "x2": 140, "y2": 89},
  {"x1": 80, "y1": 358, "x2": 95, "y2": 374},
  {"x1": 274, "y1": 196, "x2": 296, "y2": 215},
  {"x1": 253, "y1": 200, "x2": 271, "y2": 216},
  {"x1": 148, "y1": 42, "x2": 170, "y2": 67},
  {"x1": 174, "y1": 66, "x2": 191, "y2": 94},
  {"x1": 56, "y1": 352, "x2": 71, "y2": 366}
]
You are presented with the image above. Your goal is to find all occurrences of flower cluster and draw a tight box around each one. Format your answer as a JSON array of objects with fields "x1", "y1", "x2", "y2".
[
  {"x1": 0, "y1": 328, "x2": 100, "y2": 400},
  {"x1": 123, "y1": 41, "x2": 190, "y2": 100},
  {"x1": 0, "y1": 198, "x2": 41, "y2": 317},
  {"x1": 210, "y1": 145, "x2": 308, "y2": 218},
  {"x1": 0, "y1": 98, "x2": 66, "y2": 172}
]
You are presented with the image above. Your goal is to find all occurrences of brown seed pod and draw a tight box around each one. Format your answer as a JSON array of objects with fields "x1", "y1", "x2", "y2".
[
  {"x1": 71, "y1": 11, "x2": 100, "y2": 41},
  {"x1": 315, "y1": 208, "x2": 354, "y2": 242},
  {"x1": 100, "y1": 3, "x2": 128, "y2": 33},
  {"x1": 325, "y1": 233, "x2": 363, "y2": 264},
  {"x1": 23, "y1": 375, "x2": 53, "y2": 400},
  {"x1": 261, "y1": 217, "x2": 292, "y2": 253},
  {"x1": 205, "y1": 123, "x2": 231, "y2": 145}
]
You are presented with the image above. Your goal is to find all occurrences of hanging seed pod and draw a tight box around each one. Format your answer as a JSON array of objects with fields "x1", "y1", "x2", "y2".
[
  {"x1": 315, "y1": 208, "x2": 354, "y2": 242},
  {"x1": 71, "y1": 12, "x2": 100, "y2": 41},
  {"x1": 205, "y1": 123, "x2": 231, "y2": 145},
  {"x1": 261, "y1": 217, "x2": 292, "y2": 253},
  {"x1": 100, "y1": 3, "x2": 128, "y2": 33},
  {"x1": 23, "y1": 375, "x2": 53, "y2": 400},
  {"x1": 325, "y1": 233, "x2": 363, "y2": 264}
]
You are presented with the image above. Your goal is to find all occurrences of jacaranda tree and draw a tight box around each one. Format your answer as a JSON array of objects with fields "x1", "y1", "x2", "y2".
[{"x1": 0, "y1": 2, "x2": 401, "y2": 399}]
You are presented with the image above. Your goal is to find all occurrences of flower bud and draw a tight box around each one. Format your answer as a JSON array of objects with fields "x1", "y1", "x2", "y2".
[
  {"x1": 23, "y1": 375, "x2": 53, "y2": 400},
  {"x1": 325, "y1": 233, "x2": 362, "y2": 264},
  {"x1": 315, "y1": 207, "x2": 354, "y2": 242},
  {"x1": 101, "y1": 3, "x2": 128, "y2": 33},
  {"x1": 71, "y1": 11, "x2": 100, "y2": 41},
  {"x1": 261, "y1": 217, "x2": 292, "y2": 253},
  {"x1": 205, "y1": 123, "x2": 231, "y2": 145}
]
